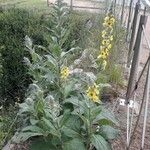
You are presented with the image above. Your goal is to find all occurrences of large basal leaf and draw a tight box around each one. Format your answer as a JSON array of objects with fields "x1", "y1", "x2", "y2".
[
  {"x1": 100, "y1": 125, "x2": 119, "y2": 140},
  {"x1": 22, "y1": 125, "x2": 44, "y2": 134},
  {"x1": 91, "y1": 134, "x2": 111, "y2": 150},
  {"x1": 61, "y1": 126, "x2": 82, "y2": 138},
  {"x1": 64, "y1": 115, "x2": 81, "y2": 132},
  {"x1": 41, "y1": 117, "x2": 61, "y2": 138},
  {"x1": 94, "y1": 108, "x2": 119, "y2": 126},
  {"x1": 29, "y1": 138, "x2": 57, "y2": 150},
  {"x1": 63, "y1": 138, "x2": 86, "y2": 150},
  {"x1": 12, "y1": 132, "x2": 43, "y2": 143},
  {"x1": 98, "y1": 119, "x2": 113, "y2": 126}
]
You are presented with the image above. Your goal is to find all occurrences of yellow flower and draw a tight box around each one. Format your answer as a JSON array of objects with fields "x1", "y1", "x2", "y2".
[
  {"x1": 102, "y1": 60, "x2": 107, "y2": 70},
  {"x1": 97, "y1": 51, "x2": 107, "y2": 59},
  {"x1": 102, "y1": 39, "x2": 110, "y2": 46},
  {"x1": 109, "y1": 35, "x2": 113, "y2": 41},
  {"x1": 103, "y1": 16, "x2": 115, "y2": 28},
  {"x1": 101, "y1": 30, "x2": 107, "y2": 38},
  {"x1": 110, "y1": 17, "x2": 115, "y2": 24},
  {"x1": 86, "y1": 83, "x2": 100, "y2": 103},
  {"x1": 107, "y1": 44, "x2": 112, "y2": 50},
  {"x1": 60, "y1": 66, "x2": 69, "y2": 79},
  {"x1": 100, "y1": 46, "x2": 109, "y2": 53},
  {"x1": 104, "y1": 16, "x2": 110, "y2": 22}
]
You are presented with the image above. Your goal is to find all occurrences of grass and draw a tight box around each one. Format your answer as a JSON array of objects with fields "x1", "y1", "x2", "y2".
[{"x1": 0, "y1": 0, "x2": 48, "y2": 11}]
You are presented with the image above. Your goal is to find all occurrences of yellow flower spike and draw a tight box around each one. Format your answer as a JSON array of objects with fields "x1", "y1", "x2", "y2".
[
  {"x1": 60, "y1": 66, "x2": 69, "y2": 79},
  {"x1": 102, "y1": 60, "x2": 107, "y2": 70},
  {"x1": 86, "y1": 83, "x2": 100, "y2": 103}
]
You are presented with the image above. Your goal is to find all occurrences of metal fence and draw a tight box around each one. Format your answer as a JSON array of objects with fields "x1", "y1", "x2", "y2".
[{"x1": 120, "y1": 0, "x2": 150, "y2": 149}]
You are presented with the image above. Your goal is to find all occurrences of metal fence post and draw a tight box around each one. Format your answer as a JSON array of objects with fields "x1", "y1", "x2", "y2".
[
  {"x1": 113, "y1": 0, "x2": 117, "y2": 16},
  {"x1": 121, "y1": 0, "x2": 126, "y2": 25},
  {"x1": 126, "y1": 0, "x2": 134, "y2": 41},
  {"x1": 70, "y1": 0, "x2": 73, "y2": 10},
  {"x1": 141, "y1": 59, "x2": 150, "y2": 149},
  {"x1": 127, "y1": 1, "x2": 141, "y2": 67},
  {"x1": 126, "y1": 14, "x2": 147, "y2": 103}
]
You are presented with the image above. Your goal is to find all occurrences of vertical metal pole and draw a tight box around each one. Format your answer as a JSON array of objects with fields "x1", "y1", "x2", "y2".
[
  {"x1": 105, "y1": 0, "x2": 109, "y2": 13},
  {"x1": 114, "y1": 0, "x2": 117, "y2": 16},
  {"x1": 126, "y1": 0, "x2": 134, "y2": 41},
  {"x1": 47, "y1": 0, "x2": 49, "y2": 6},
  {"x1": 121, "y1": 0, "x2": 126, "y2": 25},
  {"x1": 126, "y1": 16, "x2": 147, "y2": 149},
  {"x1": 126, "y1": 15, "x2": 147, "y2": 103},
  {"x1": 141, "y1": 59, "x2": 150, "y2": 149},
  {"x1": 127, "y1": 1, "x2": 141, "y2": 67},
  {"x1": 70, "y1": 0, "x2": 73, "y2": 10}
]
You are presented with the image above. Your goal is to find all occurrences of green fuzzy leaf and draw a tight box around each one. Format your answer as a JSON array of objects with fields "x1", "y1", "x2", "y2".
[
  {"x1": 41, "y1": 117, "x2": 61, "y2": 138},
  {"x1": 64, "y1": 97, "x2": 86, "y2": 112},
  {"x1": 94, "y1": 109, "x2": 119, "y2": 126},
  {"x1": 61, "y1": 126, "x2": 82, "y2": 138},
  {"x1": 12, "y1": 132, "x2": 43, "y2": 143},
  {"x1": 45, "y1": 54, "x2": 58, "y2": 68},
  {"x1": 59, "y1": 110, "x2": 71, "y2": 127},
  {"x1": 25, "y1": 35, "x2": 33, "y2": 51},
  {"x1": 50, "y1": 43, "x2": 61, "y2": 58},
  {"x1": 63, "y1": 138, "x2": 86, "y2": 150},
  {"x1": 91, "y1": 134, "x2": 111, "y2": 150},
  {"x1": 22, "y1": 125, "x2": 44, "y2": 134},
  {"x1": 30, "y1": 118, "x2": 39, "y2": 125},
  {"x1": 61, "y1": 47, "x2": 80, "y2": 58},
  {"x1": 90, "y1": 106, "x2": 102, "y2": 121},
  {"x1": 64, "y1": 114, "x2": 82, "y2": 132},
  {"x1": 98, "y1": 119, "x2": 113, "y2": 126},
  {"x1": 63, "y1": 82, "x2": 75, "y2": 98},
  {"x1": 30, "y1": 138, "x2": 57, "y2": 150},
  {"x1": 76, "y1": 114, "x2": 90, "y2": 127},
  {"x1": 100, "y1": 126, "x2": 119, "y2": 140}
]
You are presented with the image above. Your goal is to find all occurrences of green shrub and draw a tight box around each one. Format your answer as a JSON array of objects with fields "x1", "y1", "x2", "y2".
[
  {"x1": 0, "y1": 8, "x2": 49, "y2": 106},
  {"x1": 0, "y1": 106, "x2": 19, "y2": 149}
]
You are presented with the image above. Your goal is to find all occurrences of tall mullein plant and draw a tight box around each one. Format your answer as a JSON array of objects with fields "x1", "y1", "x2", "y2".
[{"x1": 24, "y1": 0, "x2": 77, "y2": 101}]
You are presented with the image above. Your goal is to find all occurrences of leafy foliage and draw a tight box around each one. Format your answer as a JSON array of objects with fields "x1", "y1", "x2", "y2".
[
  {"x1": 11, "y1": 1, "x2": 119, "y2": 150},
  {"x1": 0, "y1": 8, "x2": 49, "y2": 106}
]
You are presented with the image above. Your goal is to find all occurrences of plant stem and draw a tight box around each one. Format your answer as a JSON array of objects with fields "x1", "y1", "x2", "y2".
[{"x1": 86, "y1": 106, "x2": 92, "y2": 149}]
